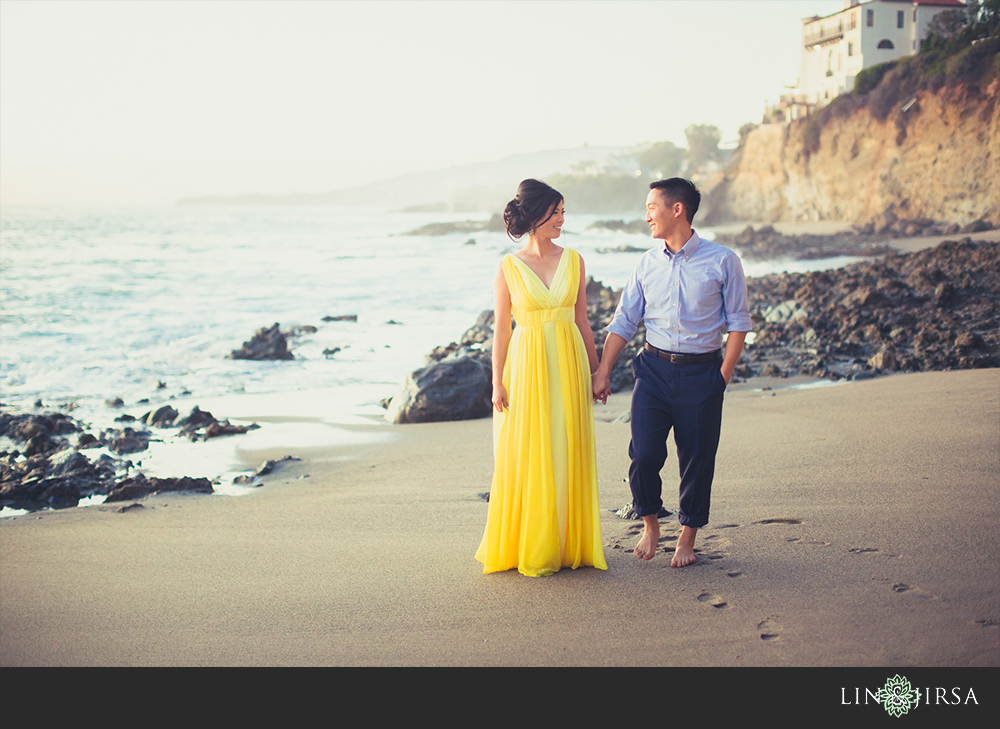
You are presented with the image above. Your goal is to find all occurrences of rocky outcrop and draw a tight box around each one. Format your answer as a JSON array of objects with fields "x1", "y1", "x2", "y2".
[
  {"x1": 0, "y1": 401, "x2": 259, "y2": 510},
  {"x1": 744, "y1": 238, "x2": 999, "y2": 379},
  {"x1": 713, "y1": 225, "x2": 897, "y2": 261},
  {"x1": 402, "y1": 214, "x2": 505, "y2": 237},
  {"x1": 387, "y1": 238, "x2": 999, "y2": 421},
  {"x1": 707, "y1": 76, "x2": 1000, "y2": 228},
  {"x1": 0, "y1": 447, "x2": 119, "y2": 510},
  {"x1": 229, "y1": 323, "x2": 294, "y2": 360}
]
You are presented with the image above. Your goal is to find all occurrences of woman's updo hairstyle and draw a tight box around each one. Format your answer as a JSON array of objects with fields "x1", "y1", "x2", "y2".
[{"x1": 503, "y1": 179, "x2": 563, "y2": 241}]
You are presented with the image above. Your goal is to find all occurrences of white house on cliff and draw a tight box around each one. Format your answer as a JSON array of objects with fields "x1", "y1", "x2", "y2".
[
  {"x1": 799, "y1": 0, "x2": 967, "y2": 104},
  {"x1": 768, "y1": 0, "x2": 967, "y2": 121}
]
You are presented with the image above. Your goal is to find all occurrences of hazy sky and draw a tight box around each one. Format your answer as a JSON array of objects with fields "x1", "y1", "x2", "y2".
[{"x1": 0, "y1": 0, "x2": 846, "y2": 205}]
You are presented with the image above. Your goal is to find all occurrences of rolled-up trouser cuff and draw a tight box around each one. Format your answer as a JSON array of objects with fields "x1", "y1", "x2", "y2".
[
  {"x1": 678, "y1": 512, "x2": 709, "y2": 528},
  {"x1": 632, "y1": 500, "x2": 663, "y2": 518}
]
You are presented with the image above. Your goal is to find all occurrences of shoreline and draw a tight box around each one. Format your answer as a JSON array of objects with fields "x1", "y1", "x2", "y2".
[
  {"x1": 3, "y1": 228, "x2": 997, "y2": 517},
  {"x1": 2, "y1": 368, "x2": 997, "y2": 666}
]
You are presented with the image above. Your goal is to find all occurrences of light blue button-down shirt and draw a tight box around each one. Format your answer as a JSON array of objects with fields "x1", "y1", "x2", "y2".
[{"x1": 606, "y1": 230, "x2": 752, "y2": 353}]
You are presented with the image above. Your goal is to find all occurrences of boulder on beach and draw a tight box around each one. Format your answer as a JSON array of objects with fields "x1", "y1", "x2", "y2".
[
  {"x1": 228, "y1": 323, "x2": 294, "y2": 361},
  {"x1": 104, "y1": 474, "x2": 214, "y2": 503},
  {"x1": 384, "y1": 355, "x2": 492, "y2": 424},
  {"x1": 101, "y1": 426, "x2": 151, "y2": 455}
]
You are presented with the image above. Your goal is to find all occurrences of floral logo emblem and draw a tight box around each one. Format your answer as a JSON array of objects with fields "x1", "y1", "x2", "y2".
[{"x1": 879, "y1": 674, "x2": 919, "y2": 717}]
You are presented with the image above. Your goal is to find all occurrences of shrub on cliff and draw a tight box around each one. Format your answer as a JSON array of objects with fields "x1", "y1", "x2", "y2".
[{"x1": 853, "y1": 60, "x2": 899, "y2": 98}]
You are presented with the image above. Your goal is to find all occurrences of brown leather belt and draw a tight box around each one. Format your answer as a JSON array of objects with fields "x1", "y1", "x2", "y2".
[{"x1": 644, "y1": 343, "x2": 722, "y2": 364}]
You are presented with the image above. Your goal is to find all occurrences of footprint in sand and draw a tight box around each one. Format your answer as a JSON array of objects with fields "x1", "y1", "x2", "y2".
[
  {"x1": 849, "y1": 546, "x2": 900, "y2": 557},
  {"x1": 974, "y1": 619, "x2": 999, "y2": 628},
  {"x1": 754, "y1": 518, "x2": 803, "y2": 525},
  {"x1": 786, "y1": 537, "x2": 831, "y2": 547},
  {"x1": 757, "y1": 617, "x2": 782, "y2": 641},
  {"x1": 891, "y1": 582, "x2": 936, "y2": 599},
  {"x1": 697, "y1": 591, "x2": 729, "y2": 609},
  {"x1": 726, "y1": 570, "x2": 744, "y2": 578}
]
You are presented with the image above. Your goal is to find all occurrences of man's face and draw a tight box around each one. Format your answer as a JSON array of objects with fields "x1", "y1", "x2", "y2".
[{"x1": 645, "y1": 189, "x2": 682, "y2": 240}]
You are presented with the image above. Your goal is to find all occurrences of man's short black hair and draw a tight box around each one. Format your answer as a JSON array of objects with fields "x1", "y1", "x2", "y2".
[{"x1": 649, "y1": 178, "x2": 700, "y2": 224}]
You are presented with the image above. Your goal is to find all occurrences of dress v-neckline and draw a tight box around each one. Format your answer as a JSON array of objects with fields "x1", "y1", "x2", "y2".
[{"x1": 511, "y1": 248, "x2": 566, "y2": 292}]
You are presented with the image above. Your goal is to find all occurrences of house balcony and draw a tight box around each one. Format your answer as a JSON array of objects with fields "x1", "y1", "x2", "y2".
[{"x1": 803, "y1": 19, "x2": 845, "y2": 48}]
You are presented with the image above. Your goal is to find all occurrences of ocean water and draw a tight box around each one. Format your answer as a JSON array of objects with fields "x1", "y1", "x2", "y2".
[{"x1": 0, "y1": 205, "x2": 863, "y2": 500}]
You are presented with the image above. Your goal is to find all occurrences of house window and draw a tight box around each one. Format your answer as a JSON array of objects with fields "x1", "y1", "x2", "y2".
[
  {"x1": 897, "y1": 10, "x2": 904, "y2": 28},
  {"x1": 913, "y1": 9, "x2": 917, "y2": 21},
  {"x1": 851, "y1": 12, "x2": 856, "y2": 30},
  {"x1": 878, "y1": 39, "x2": 895, "y2": 49},
  {"x1": 848, "y1": 41, "x2": 854, "y2": 56},
  {"x1": 867, "y1": 9, "x2": 874, "y2": 27}
]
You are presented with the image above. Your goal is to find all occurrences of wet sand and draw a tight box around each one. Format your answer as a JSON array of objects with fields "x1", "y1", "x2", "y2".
[{"x1": 1, "y1": 368, "x2": 997, "y2": 666}]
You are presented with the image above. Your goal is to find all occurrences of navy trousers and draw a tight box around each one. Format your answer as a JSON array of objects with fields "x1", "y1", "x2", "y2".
[{"x1": 628, "y1": 349, "x2": 726, "y2": 528}]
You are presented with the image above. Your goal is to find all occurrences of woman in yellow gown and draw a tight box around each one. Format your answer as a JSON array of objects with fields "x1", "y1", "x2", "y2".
[{"x1": 475, "y1": 179, "x2": 608, "y2": 576}]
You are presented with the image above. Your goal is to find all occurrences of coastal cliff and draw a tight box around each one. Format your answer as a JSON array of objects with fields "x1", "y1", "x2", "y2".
[{"x1": 707, "y1": 67, "x2": 999, "y2": 228}]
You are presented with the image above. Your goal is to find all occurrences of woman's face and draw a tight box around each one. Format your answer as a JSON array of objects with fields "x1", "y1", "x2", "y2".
[{"x1": 533, "y1": 200, "x2": 565, "y2": 239}]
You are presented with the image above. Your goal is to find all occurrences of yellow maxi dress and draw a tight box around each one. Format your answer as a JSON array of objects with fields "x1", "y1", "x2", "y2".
[{"x1": 475, "y1": 248, "x2": 608, "y2": 576}]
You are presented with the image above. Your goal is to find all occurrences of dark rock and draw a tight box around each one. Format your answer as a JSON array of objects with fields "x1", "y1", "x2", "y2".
[
  {"x1": 202, "y1": 421, "x2": 257, "y2": 439},
  {"x1": 145, "y1": 405, "x2": 179, "y2": 427},
  {"x1": 384, "y1": 356, "x2": 492, "y2": 424},
  {"x1": 254, "y1": 456, "x2": 299, "y2": 477},
  {"x1": 1, "y1": 412, "x2": 81, "y2": 442},
  {"x1": 105, "y1": 398, "x2": 124, "y2": 408},
  {"x1": 402, "y1": 214, "x2": 504, "y2": 236},
  {"x1": 104, "y1": 474, "x2": 214, "y2": 503},
  {"x1": 102, "y1": 427, "x2": 151, "y2": 455},
  {"x1": 322, "y1": 314, "x2": 358, "y2": 322},
  {"x1": 0, "y1": 445, "x2": 119, "y2": 510},
  {"x1": 228, "y1": 323, "x2": 294, "y2": 361},
  {"x1": 176, "y1": 406, "x2": 216, "y2": 430}
]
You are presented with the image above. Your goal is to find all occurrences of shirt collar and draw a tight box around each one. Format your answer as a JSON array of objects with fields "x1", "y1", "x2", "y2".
[{"x1": 662, "y1": 229, "x2": 701, "y2": 260}]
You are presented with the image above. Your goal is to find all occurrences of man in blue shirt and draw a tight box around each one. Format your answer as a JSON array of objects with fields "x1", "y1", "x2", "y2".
[{"x1": 592, "y1": 178, "x2": 752, "y2": 567}]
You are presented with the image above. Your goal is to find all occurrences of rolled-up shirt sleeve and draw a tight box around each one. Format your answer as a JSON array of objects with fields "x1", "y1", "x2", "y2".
[
  {"x1": 606, "y1": 265, "x2": 645, "y2": 342},
  {"x1": 722, "y1": 253, "x2": 753, "y2": 333}
]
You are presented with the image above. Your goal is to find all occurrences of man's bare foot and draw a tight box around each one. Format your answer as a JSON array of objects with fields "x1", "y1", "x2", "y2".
[
  {"x1": 633, "y1": 516, "x2": 660, "y2": 560},
  {"x1": 670, "y1": 525, "x2": 698, "y2": 567}
]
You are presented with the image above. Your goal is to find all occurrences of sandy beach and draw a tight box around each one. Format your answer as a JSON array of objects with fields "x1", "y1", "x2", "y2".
[{"x1": 1, "y1": 366, "x2": 997, "y2": 667}]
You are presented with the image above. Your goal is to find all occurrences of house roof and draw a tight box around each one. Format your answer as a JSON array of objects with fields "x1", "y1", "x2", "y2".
[
  {"x1": 880, "y1": 0, "x2": 967, "y2": 6},
  {"x1": 804, "y1": 0, "x2": 966, "y2": 25}
]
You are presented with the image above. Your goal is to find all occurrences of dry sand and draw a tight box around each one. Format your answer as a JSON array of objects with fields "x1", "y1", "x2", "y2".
[{"x1": 2, "y1": 367, "x2": 997, "y2": 667}]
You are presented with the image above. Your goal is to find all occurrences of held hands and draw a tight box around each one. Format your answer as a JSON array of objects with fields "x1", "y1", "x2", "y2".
[
  {"x1": 592, "y1": 371, "x2": 610, "y2": 405},
  {"x1": 492, "y1": 382, "x2": 509, "y2": 413}
]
